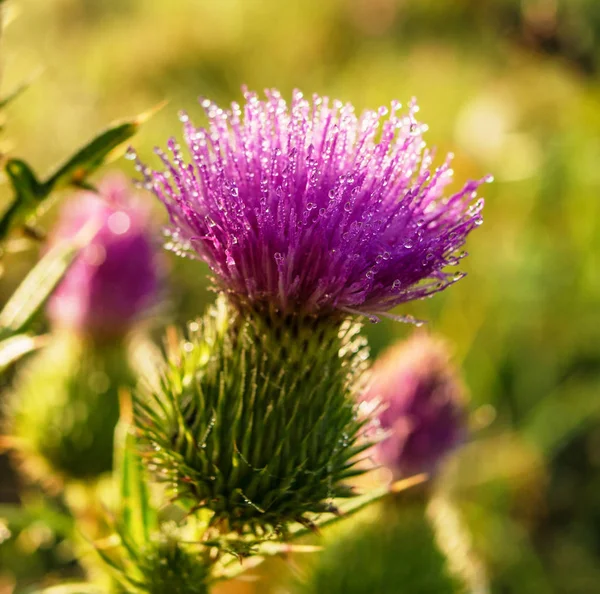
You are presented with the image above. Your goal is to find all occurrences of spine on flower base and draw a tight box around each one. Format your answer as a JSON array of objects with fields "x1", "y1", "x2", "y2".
[{"x1": 137, "y1": 297, "x2": 370, "y2": 534}]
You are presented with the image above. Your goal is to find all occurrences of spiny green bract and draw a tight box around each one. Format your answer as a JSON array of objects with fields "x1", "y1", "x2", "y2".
[
  {"x1": 7, "y1": 333, "x2": 131, "y2": 484},
  {"x1": 133, "y1": 537, "x2": 208, "y2": 594},
  {"x1": 135, "y1": 298, "x2": 371, "y2": 533},
  {"x1": 295, "y1": 501, "x2": 466, "y2": 594},
  {"x1": 111, "y1": 530, "x2": 209, "y2": 594}
]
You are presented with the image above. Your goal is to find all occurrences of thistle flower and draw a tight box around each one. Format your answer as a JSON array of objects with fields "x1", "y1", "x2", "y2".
[
  {"x1": 364, "y1": 332, "x2": 467, "y2": 478},
  {"x1": 140, "y1": 88, "x2": 489, "y2": 318},
  {"x1": 8, "y1": 175, "x2": 157, "y2": 484},
  {"x1": 134, "y1": 90, "x2": 486, "y2": 534},
  {"x1": 47, "y1": 174, "x2": 159, "y2": 341}
]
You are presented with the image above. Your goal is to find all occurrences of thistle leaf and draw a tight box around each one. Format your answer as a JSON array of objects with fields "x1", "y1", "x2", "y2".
[{"x1": 0, "y1": 104, "x2": 162, "y2": 241}]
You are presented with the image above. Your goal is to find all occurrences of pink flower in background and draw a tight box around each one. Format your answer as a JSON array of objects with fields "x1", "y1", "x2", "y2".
[
  {"x1": 47, "y1": 174, "x2": 159, "y2": 340},
  {"x1": 364, "y1": 332, "x2": 467, "y2": 478}
]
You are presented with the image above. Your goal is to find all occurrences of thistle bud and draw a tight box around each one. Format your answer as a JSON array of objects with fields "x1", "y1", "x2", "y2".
[
  {"x1": 295, "y1": 502, "x2": 464, "y2": 594},
  {"x1": 110, "y1": 528, "x2": 209, "y2": 594},
  {"x1": 7, "y1": 175, "x2": 161, "y2": 485},
  {"x1": 47, "y1": 173, "x2": 159, "y2": 342},
  {"x1": 7, "y1": 333, "x2": 131, "y2": 485},
  {"x1": 364, "y1": 332, "x2": 467, "y2": 478},
  {"x1": 136, "y1": 298, "x2": 369, "y2": 533}
]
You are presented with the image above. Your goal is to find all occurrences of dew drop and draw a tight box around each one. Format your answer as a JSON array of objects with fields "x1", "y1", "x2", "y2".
[{"x1": 124, "y1": 147, "x2": 137, "y2": 161}]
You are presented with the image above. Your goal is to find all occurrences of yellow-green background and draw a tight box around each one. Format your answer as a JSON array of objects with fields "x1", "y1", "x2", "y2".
[{"x1": 1, "y1": 0, "x2": 600, "y2": 592}]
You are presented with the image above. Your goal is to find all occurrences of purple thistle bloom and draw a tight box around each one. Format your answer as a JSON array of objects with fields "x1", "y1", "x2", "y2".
[
  {"x1": 142, "y1": 88, "x2": 490, "y2": 317},
  {"x1": 47, "y1": 174, "x2": 159, "y2": 340},
  {"x1": 364, "y1": 332, "x2": 467, "y2": 478}
]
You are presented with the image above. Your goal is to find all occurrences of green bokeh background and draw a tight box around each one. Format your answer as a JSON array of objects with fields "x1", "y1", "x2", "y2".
[{"x1": 1, "y1": 0, "x2": 600, "y2": 592}]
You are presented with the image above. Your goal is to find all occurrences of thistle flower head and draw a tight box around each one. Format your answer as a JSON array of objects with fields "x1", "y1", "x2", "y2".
[
  {"x1": 142, "y1": 89, "x2": 489, "y2": 317},
  {"x1": 48, "y1": 174, "x2": 159, "y2": 340},
  {"x1": 364, "y1": 332, "x2": 467, "y2": 478}
]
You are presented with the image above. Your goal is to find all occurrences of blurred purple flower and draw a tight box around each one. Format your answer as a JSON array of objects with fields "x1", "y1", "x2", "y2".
[
  {"x1": 47, "y1": 174, "x2": 159, "y2": 340},
  {"x1": 141, "y1": 88, "x2": 490, "y2": 317},
  {"x1": 364, "y1": 332, "x2": 467, "y2": 477}
]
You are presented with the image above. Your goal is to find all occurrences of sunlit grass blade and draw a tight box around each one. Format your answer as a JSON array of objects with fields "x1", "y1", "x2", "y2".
[
  {"x1": 0, "y1": 332, "x2": 47, "y2": 372},
  {"x1": 0, "y1": 219, "x2": 99, "y2": 340},
  {"x1": 114, "y1": 390, "x2": 156, "y2": 550}
]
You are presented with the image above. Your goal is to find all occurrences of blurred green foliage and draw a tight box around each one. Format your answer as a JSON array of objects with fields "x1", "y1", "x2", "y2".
[
  {"x1": 1, "y1": 0, "x2": 599, "y2": 592},
  {"x1": 294, "y1": 500, "x2": 464, "y2": 594}
]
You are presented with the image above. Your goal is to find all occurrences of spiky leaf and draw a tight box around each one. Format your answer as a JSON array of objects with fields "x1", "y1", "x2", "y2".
[{"x1": 0, "y1": 109, "x2": 155, "y2": 241}]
